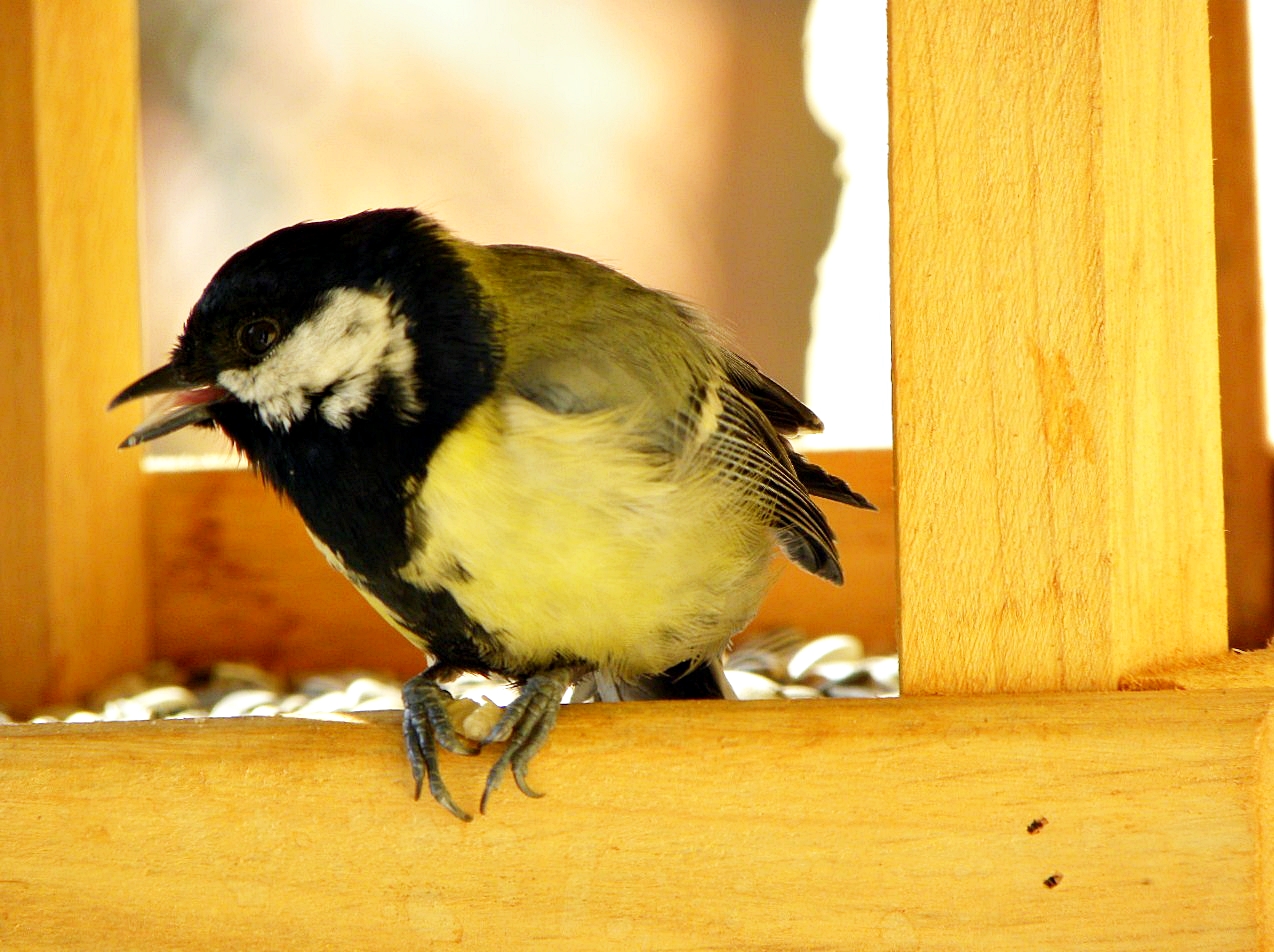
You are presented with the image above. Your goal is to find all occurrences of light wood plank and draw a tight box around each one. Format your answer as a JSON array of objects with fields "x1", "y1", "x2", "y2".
[
  {"x1": 1210, "y1": 0, "x2": 1274, "y2": 650},
  {"x1": 1122, "y1": 645, "x2": 1274, "y2": 690},
  {"x1": 889, "y1": 1, "x2": 1227, "y2": 692},
  {"x1": 0, "y1": 692, "x2": 1270, "y2": 950},
  {"x1": 146, "y1": 468, "x2": 424, "y2": 677},
  {"x1": 147, "y1": 450, "x2": 895, "y2": 679},
  {"x1": 0, "y1": 0, "x2": 49, "y2": 712},
  {"x1": 0, "y1": 1, "x2": 148, "y2": 714}
]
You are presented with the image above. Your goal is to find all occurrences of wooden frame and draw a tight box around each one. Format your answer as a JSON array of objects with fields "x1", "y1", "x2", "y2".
[
  {"x1": 7, "y1": 691, "x2": 1274, "y2": 950},
  {"x1": 142, "y1": 449, "x2": 897, "y2": 676},
  {"x1": 0, "y1": 0, "x2": 149, "y2": 712},
  {"x1": 3, "y1": 1, "x2": 1274, "y2": 947}
]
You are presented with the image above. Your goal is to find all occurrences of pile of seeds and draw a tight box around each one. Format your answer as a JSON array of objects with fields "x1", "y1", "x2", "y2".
[
  {"x1": 724, "y1": 630, "x2": 898, "y2": 700},
  {"x1": 2, "y1": 630, "x2": 897, "y2": 725}
]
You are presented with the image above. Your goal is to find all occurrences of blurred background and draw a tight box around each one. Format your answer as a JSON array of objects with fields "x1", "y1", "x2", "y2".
[{"x1": 136, "y1": 0, "x2": 892, "y2": 462}]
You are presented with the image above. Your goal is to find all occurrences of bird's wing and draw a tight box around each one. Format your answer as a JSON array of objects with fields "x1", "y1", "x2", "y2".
[
  {"x1": 478, "y1": 243, "x2": 856, "y2": 582},
  {"x1": 718, "y1": 348, "x2": 824, "y2": 435},
  {"x1": 478, "y1": 245, "x2": 702, "y2": 413},
  {"x1": 706, "y1": 381, "x2": 846, "y2": 583},
  {"x1": 716, "y1": 346, "x2": 874, "y2": 509}
]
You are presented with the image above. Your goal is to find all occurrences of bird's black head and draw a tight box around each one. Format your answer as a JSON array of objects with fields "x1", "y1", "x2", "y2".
[
  {"x1": 111, "y1": 208, "x2": 501, "y2": 571},
  {"x1": 174, "y1": 208, "x2": 434, "y2": 402},
  {"x1": 113, "y1": 208, "x2": 499, "y2": 450}
]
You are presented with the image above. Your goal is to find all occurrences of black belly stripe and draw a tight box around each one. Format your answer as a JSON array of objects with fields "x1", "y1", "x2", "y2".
[{"x1": 360, "y1": 573, "x2": 498, "y2": 673}]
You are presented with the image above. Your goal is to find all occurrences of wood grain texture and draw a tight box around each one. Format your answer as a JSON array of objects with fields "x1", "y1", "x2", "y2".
[
  {"x1": 1121, "y1": 645, "x2": 1274, "y2": 690},
  {"x1": 1210, "y1": 0, "x2": 1274, "y2": 650},
  {"x1": 1, "y1": 691, "x2": 1271, "y2": 950},
  {"x1": 0, "y1": 1, "x2": 148, "y2": 714},
  {"x1": 889, "y1": 1, "x2": 1227, "y2": 693},
  {"x1": 147, "y1": 450, "x2": 895, "y2": 679},
  {"x1": 146, "y1": 468, "x2": 425, "y2": 677}
]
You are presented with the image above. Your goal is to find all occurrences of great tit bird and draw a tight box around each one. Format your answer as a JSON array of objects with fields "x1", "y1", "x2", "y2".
[{"x1": 111, "y1": 208, "x2": 874, "y2": 820}]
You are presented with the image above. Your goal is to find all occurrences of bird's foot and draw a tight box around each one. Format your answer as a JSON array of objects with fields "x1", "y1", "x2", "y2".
[
  {"x1": 479, "y1": 667, "x2": 575, "y2": 814},
  {"x1": 402, "y1": 672, "x2": 481, "y2": 822}
]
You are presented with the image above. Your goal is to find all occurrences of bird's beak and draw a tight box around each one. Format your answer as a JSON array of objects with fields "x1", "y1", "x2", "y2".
[{"x1": 108, "y1": 363, "x2": 231, "y2": 448}]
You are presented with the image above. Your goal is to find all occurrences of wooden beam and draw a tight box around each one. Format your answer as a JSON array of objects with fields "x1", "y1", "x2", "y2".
[
  {"x1": 1210, "y1": 0, "x2": 1274, "y2": 650},
  {"x1": 0, "y1": 1, "x2": 148, "y2": 713},
  {"x1": 146, "y1": 450, "x2": 896, "y2": 679},
  {"x1": 1, "y1": 692, "x2": 1271, "y2": 949},
  {"x1": 1122, "y1": 644, "x2": 1274, "y2": 690},
  {"x1": 889, "y1": 2, "x2": 1227, "y2": 692},
  {"x1": 146, "y1": 468, "x2": 424, "y2": 677}
]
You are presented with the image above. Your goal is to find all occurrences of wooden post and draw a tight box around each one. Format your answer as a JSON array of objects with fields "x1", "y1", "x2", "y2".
[
  {"x1": 0, "y1": 1, "x2": 148, "y2": 713},
  {"x1": 890, "y1": 2, "x2": 1229, "y2": 693}
]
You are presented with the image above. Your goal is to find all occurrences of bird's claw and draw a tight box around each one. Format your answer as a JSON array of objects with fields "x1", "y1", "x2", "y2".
[
  {"x1": 402, "y1": 673, "x2": 479, "y2": 822},
  {"x1": 479, "y1": 668, "x2": 573, "y2": 814},
  {"x1": 402, "y1": 666, "x2": 574, "y2": 819}
]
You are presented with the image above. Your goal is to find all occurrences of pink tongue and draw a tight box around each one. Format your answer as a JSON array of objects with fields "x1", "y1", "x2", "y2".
[
  {"x1": 171, "y1": 385, "x2": 230, "y2": 409},
  {"x1": 131, "y1": 385, "x2": 230, "y2": 441}
]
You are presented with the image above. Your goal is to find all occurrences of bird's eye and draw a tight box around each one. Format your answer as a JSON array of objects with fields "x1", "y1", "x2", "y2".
[{"x1": 238, "y1": 319, "x2": 280, "y2": 357}]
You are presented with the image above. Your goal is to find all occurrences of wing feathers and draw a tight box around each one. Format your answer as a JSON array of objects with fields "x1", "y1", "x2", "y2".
[
  {"x1": 712, "y1": 385, "x2": 846, "y2": 584},
  {"x1": 787, "y1": 450, "x2": 877, "y2": 510},
  {"x1": 720, "y1": 350, "x2": 823, "y2": 434}
]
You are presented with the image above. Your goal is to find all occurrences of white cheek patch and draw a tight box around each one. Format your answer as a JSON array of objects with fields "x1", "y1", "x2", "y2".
[{"x1": 218, "y1": 287, "x2": 422, "y2": 431}]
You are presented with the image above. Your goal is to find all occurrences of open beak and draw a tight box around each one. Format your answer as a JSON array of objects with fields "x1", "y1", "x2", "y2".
[{"x1": 108, "y1": 363, "x2": 231, "y2": 448}]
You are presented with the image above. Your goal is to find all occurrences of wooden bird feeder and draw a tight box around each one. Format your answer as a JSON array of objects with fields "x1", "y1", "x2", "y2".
[{"x1": 2, "y1": 2, "x2": 1271, "y2": 948}]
